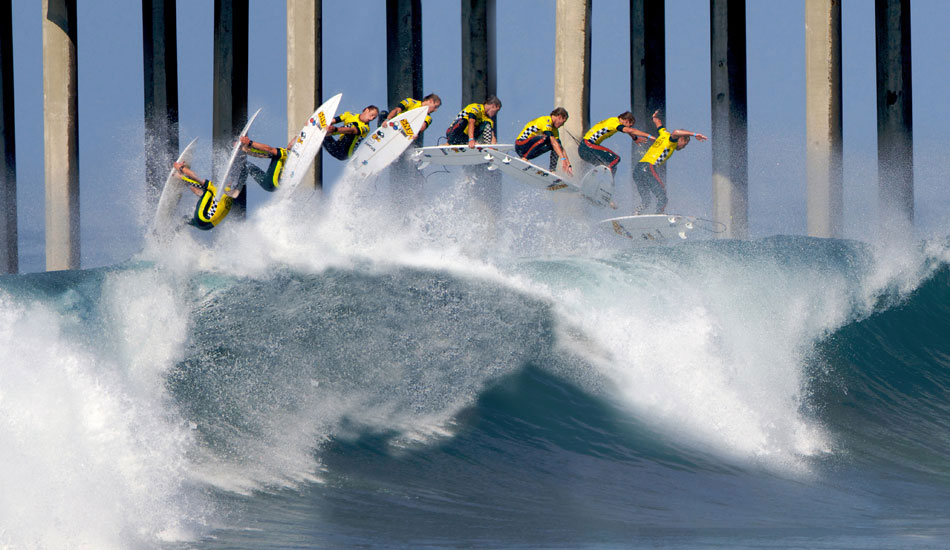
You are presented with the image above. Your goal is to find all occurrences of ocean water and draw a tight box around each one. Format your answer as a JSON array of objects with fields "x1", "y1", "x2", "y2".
[{"x1": 1, "y1": 176, "x2": 949, "y2": 549}]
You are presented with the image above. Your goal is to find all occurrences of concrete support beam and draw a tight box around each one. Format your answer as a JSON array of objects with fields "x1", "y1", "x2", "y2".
[
  {"x1": 630, "y1": 0, "x2": 666, "y2": 181},
  {"x1": 461, "y1": 0, "x2": 500, "y2": 215},
  {"x1": 709, "y1": 0, "x2": 748, "y2": 239},
  {"x1": 386, "y1": 0, "x2": 423, "y2": 208},
  {"x1": 805, "y1": 0, "x2": 843, "y2": 238},
  {"x1": 212, "y1": 0, "x2": 248, "y2": 211},
  {"x1": 0, "y1": 0, "x2": 16, "y2": 273},
  {"x1": 461, "y1": 0, "x2": 496, "y2": 106},
  {"x1": 875, "y1": 0, "x2": 913, "y2": 233},
  {"x1": 287, "y1": 0, "x2": 322, "y2": 190},
  {"x1": 386, "y1": 0, "x2": 423, "y2": 114},
  {"x1": 554, "y1": 0, "x2": 592, "y2": 159},
  {"x1": 43, "y1": 0, "x2": 80, "y2": 270},
  {"x1": 143, "y1": 0, "x2": 179, "y2": 205}
]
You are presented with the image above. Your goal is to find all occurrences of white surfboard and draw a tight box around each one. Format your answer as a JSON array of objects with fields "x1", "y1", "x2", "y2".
[
  {"x1": 409, "y1": 143, "x2": 515, "y2": 169},
  {"x1": 345, "y1": 107, "x2": 429, "y2": 180},
  {"x1": 278, "y1": 93, "x2": 341, "y2": 193},
  {"x1": 600, "y1": 214, "x2": 696, "y2": 241},
  {"x1": 578, "y1": 165, "x2": 615, "y2": 208},
  {"x1": 483, "y1": 148, "x2": 581, "y2": 193},
  {"x1": 214, "y1": 107, "x2": 262, "y2": 201},
  {"x1": 152, "y1": 137, "x2": 199, "y2": 234}
]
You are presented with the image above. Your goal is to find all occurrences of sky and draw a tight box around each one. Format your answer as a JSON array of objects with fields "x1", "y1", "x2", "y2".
[{"x1": 7, "y1": 0, "x2": 950, "y2": 273}]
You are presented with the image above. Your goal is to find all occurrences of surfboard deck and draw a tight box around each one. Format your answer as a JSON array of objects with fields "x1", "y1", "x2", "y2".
[
  {"x1": 345, "y1": 107, "x2": 429, "y2": 180},
  {"x1": 600, "y1": 214, "x2": 697, "y2": 241},
  {"x1": 278, "y1": 93, "x2": 341, "y2": 193},
  {"x1": 152, "y1": 137, "x2": 199, "y2": 234},
  {"x1": 214, "y1": 107, "x2": 262, "y2": 201},
  {"x1": 409, "y1": 143, "x2": 515, "y2": 169}
]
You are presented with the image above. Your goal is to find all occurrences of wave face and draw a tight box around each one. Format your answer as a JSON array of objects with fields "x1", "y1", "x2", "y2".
[{"x1": 2, "y1": 187, "x2": 950, "y2": 548}]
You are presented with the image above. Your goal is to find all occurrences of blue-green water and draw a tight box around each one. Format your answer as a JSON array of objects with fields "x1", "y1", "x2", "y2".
[{"x1": 2, "y1": 200, "x2": 949, "y2": 549}]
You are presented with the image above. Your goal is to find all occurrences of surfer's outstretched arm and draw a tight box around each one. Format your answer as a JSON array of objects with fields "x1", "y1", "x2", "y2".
[
  {"x1": 240, "y1": 136, "x2": 279, "y2": 158},
  {"x1": 173, "y1": 162, "x2": 207, "y2": 196}
]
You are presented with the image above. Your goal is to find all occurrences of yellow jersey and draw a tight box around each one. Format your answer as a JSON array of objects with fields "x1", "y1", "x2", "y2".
[
  {"x1": 333, "y1": 111, "x2": 371, "y2": 157},
  {"x1": 517, "y1": 116, "x2": 559, "y2": 141},
  {"x1": 398, "y1": 97, "x2": 432, "y2": 129},
  {"x1": 583, "y1": 117, "x2": 626, "y2": 145},
  {"x1": 454, "y1": 103, "x2": 495, "y2": 129},
  {"x1": 638, "y1": 127, "x2": 677, "y2": 166}
]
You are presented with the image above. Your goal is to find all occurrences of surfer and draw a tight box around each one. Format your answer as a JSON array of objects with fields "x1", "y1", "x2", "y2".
[
  {"x1": 383, "y1": 93, "x2": 441, "y2": 139},
  {"x1": 577, "y1": 112, "x2": 653, "y2": 176},
  {"x1": 445, "y1": 95, "x2": 502, "y2": 147},
  {"x1": 633, "y1": 110, "x2": 708, "y2": 215},
  {"x1": 239, "y1": 136, "x2": 293, "y2": 192},
  {"x1": 323, "y1": 105, "x2": 379, "y2": 160},
  {"x1": 173, "y1": 162, "x2": 241, "y2": 230},
  {"x1": 514, "y1": 107, "x2": 574, "y2": 176}
]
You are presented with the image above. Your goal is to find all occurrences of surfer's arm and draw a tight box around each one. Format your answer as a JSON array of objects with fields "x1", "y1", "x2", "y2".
[
  {"x1": 651, "y1": 110, "x2": 664, "y2": 129},
  {"x1": 551, "y1": 136, "x2": 573, "y2": 175},
  {"x1": 466, "y1": 117, "x2": 477, "y2": 146},
  {"x1": 174, "y1": 162, "x2": 208, "y2": 196},
  {"x1": 328, "y1": 125, "x2": 359, "y2": 136},
  {"x1": 623, "y1": 126, "x2": 652, "y2": 144},
  {"x1": 240, "y1": 136, "x2": 279, "y2": 157},
  {"x1": 385, "y1": 106, "x2": 402, "y2": 121},
  {"x1": 671, "y1": 129, "x2": 707, "y2": 142}
]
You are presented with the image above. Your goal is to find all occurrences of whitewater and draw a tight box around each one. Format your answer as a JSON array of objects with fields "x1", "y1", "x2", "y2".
[{"x1": 1, "y1": 171, "x2": 949, "y2": 549}]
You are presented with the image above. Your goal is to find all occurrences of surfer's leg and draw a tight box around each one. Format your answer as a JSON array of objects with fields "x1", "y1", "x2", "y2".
[
  {"x1": 323, "y1": 137, "x2": 349, "y2": 161},
  {"x1": 515, "y1": 135, "x2": 552, "y2": 160},
  {"x1": 258, "y1": 148, "x2": 287, "y2": 192},
  {"x1": 477, "y1": 122, "x2": 494, "y2": 144},
  {"x1": 648, "y1": 164, "x2": 667, "y2": 214},
  {"x1": 580, "y1": 141, "x2": 620, "y2": 174},
  {"x1": 446, "y1": 120, "x2": 468, "y2": 145},
  {"x1": 633, "y1": 163, "x2": 654, "y2": 214}
]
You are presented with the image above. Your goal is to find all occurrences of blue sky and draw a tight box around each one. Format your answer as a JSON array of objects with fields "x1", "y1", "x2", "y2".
[{"x1": 8, "y1": 0, "x2": 950, "y2": 273}]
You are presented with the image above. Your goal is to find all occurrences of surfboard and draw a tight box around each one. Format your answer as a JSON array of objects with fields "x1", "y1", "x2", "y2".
[
  {"x1": 152, "y1": 137, "x2": 199, "y2": 234},
  {"x1": 578, "y1": 165, "x2": 615, "y2": 208},
  {"x1": 409, "y1": 143, "x2": 515, "y2": 169},
  {"x1": 214, "y1": 107, "x2": 262, "y2": 201},
  {"x1": 345, "y1": 107, "x2": 429, "y2": 180},
  {"x1": 600, "y1": 214, "x2": 696, "y2": 241},
  {"x1": 482, "y1": 148, "x2": 581, "y2": 193},
  {"x1": 278, "y1": 93, "x2": 341, "y2": 193}
]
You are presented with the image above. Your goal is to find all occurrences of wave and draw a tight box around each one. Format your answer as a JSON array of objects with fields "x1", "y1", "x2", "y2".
[{"x1": 2, "y1": 180, "x2": 949, "y2": 547}]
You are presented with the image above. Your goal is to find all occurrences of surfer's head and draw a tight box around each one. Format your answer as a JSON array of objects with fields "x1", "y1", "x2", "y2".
[
  {"x1": 360, "y1": 106, "x2": 380, "y2": 123},
  {"x1": 618, "y1": 111, "x2": 635, "y2": 127},
  {"x1": 675, "y1": 134, "x2": 691, "y2": 149},
  {"x1": 423, "y1": 93, "x2": 442, "y2": 113},
  {"x1": 484, "y1": 95, "x2": 502, "y2": 117},
  {"x1": 550, "y1": 107, "x2": 569, "y2": 127}
]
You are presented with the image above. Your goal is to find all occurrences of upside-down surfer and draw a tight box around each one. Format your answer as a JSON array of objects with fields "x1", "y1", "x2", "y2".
[
  {"x1": 173, "y1": 162, "x2": 241, "y2": 230},
  {"x1": 238, "y1": 136, "x2": 294, "y2": 192}
]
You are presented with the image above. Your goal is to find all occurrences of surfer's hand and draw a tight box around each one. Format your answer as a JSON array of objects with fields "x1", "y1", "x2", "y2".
[
  {"x1": 468, "y1": 139, "x2": 477, "y2": 148},
  {"x1": 240, "y1": 136, "x2": 251, "y2": 146},
  {"x1": 634, "y1": 136, "x2": 647, "y2": 144},
  {"x1": 563, "y1": 159, "x2": 573, "y2": 176}
]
